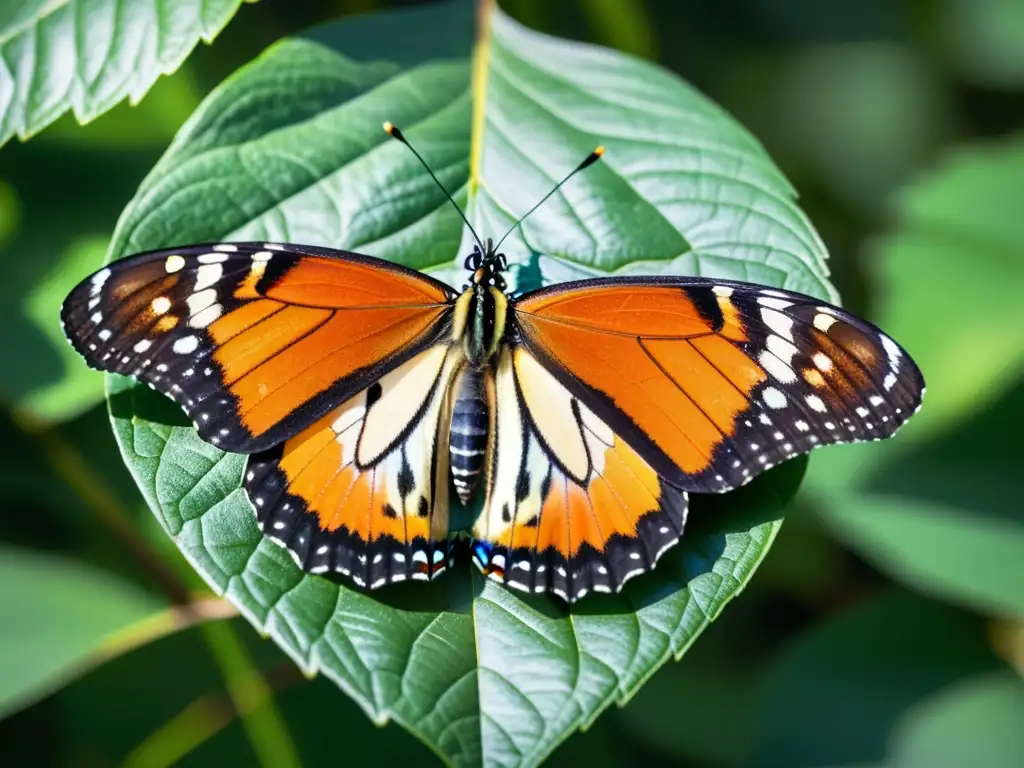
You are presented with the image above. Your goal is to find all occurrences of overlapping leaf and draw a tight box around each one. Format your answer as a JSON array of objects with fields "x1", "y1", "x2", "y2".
[
  {"x1": 102, "y1": 4, "x2": 833, "y2": 765},
  {"x1": 0, "y1": 546, "x2": 160, "y2": 718},
  {"x1": 0, "y1": 0, "x2": 247, "y2": 147}
]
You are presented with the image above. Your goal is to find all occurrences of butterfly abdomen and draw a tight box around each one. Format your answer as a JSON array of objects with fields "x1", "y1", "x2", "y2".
[{"x1": 450, "y1": 366, "x2": 489, "y2": 504}]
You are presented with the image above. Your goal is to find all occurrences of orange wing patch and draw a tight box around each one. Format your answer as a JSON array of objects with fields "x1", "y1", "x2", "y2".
[
  {"x1": 246, "y1": 344, "x2": 463, "y2": 587},
  {"x1": 472, "y1": 347, "x2": 688, "y2": 603},
  {"x1": 514, "y1": 279, "x2": 925, "y2": 494},
  {"x1": 516, "y1": 305, "x2": 764, "y2": 476}
]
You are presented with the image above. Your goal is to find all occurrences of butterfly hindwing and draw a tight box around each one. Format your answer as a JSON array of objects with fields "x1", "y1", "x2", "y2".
[
  {"x1": 245, "y1": 343, "x2": 464, "y2": 586},
  {"x1": 61, "y1": 243, "x2": 456, "y2": 453},
  {"x1": 472, "y1": 346, "x2": 688, "y2": 602},
  {"x1": 513, "y1": 276, "x2": 925, "y2": 493}
]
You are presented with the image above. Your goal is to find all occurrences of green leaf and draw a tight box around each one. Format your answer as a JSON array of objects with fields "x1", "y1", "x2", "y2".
[
  {"x1": 0, "y1": 546, "x2": 161, "y2": 718},
  {"x1": 808, "y1": 381, "x2": 1024, "y2": 618},
  {"x1": 747, "y1": 590, "x2": 1010, "y2": 767},
  {"x1": 100, "y1": 4, "x2": 832, "y2": 765},
  {"x1": 817, "y1": 494, "x2": 1024, "y2": 618},
  {"x1": 888, "y1": 671, "x2": 1024, "y2": 768},
  {"x1": 19, "y1": 236, "x2": 108, "y2": 421},
  {"x1": 799, "y1": 138, "x2": 1024, "y2": 617},
  {"x1": 0, "y1": 0, "x2": 247, "y2": 147},
  {"x1": 869, "y1": 135, "x2": 1024, "y2": 437},
  {"x1": 933, "y1": 0, "x2": 1024, "y2": 88}
]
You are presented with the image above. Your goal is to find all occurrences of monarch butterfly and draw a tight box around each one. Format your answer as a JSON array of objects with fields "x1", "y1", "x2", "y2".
[{"x1": 61, "y1": 123, "x2": 924, "y2": 603}]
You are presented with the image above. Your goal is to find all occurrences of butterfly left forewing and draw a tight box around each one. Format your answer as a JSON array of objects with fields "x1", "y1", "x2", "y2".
[
  {"x1": 246, "y1": 342, "x2": 463, "y2": 586},
  {"x1": 61, "y1": 243, "x2": 456, "y2": 453},
  {"x1": 473, "y1": 346, "x2": 688, "y2": 602}
]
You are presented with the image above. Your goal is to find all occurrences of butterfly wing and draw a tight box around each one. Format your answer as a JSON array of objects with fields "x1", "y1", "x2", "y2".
[
  {"x1": 245, "y1": 343, "x2": 464, "y2": 586},
  {"x1": 472, "y1": 346, "x2": 688, "y2": 602},
  {"x1": 512, "y1": 276, "x2": 925, "y2": 493},
  {"x1": 61, "y1": 243, "x2": 456, "y2": 452}
]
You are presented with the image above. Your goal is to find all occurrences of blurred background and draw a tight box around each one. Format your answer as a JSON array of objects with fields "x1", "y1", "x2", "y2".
[{"x1": 0, "y1": 0, "x2": 1021, "y2": 765}]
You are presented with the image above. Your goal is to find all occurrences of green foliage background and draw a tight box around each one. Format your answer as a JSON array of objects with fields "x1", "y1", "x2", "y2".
[{"x1": 1, "y1": 1, "x2": 1022, "y2": 766}]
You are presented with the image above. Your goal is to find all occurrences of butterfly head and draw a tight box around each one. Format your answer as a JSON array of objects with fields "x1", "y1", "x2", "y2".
[{"x1": 465, "y1": 238, "x2": 509, "y2": 292}]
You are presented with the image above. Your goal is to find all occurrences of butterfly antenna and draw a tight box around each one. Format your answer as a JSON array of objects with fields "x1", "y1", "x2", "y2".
[
  {"x1": 383, "y1": 122, "x2": 486, "y2": 254},
  {"x1": 493, "y1": 146, "x2": 604, "y2": 252}
]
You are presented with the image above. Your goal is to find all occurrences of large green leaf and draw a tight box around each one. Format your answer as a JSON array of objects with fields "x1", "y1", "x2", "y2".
[
  {"x1": 0, "y1": 0, "x2": 247, "y2": 147},
  {"x1": 0, "y1": 546, "x2": 161, "y2": 718},
  {"x1": 101, "y1": 4, "x2": 834, "y2": 765},
  {"x1": 746, "y1": 590, "x2": 1013, "y2": 767},
  {"x1": 801, "y1": 137, "x2": 1024, "y2": 617}
]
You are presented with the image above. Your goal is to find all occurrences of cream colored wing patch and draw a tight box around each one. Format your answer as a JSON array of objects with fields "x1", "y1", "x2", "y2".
[
  {"x1": 472, "y1": 346, "x2": 688, "y2": 603},
  {"x1": 245, "y1": 344, "x2": 463, "y2": 588}
]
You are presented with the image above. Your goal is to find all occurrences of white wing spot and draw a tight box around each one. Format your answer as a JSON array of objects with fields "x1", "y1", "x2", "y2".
[
  {"x1": 133, "y1": 339, "x2": 152, "y2": 353},
  {"x1": 795, "y1": 420, "x2": 809, "y2": 432},
  {"x1": 884, "y1": 372, "x2": 898, "y2": 391},
  {"x1": 881, "y1": 336, "x2": 902, "y2": 367},
  {"x1": 712, "y1": 285, "x2": 733, "y2": 298},
  {"x1": 252, "y1": 251, "x2": 273, "y2": 262},
  {"x1": 173, "y1": 335, "x2": 199, "y2": 354},
  {"x1": 151, "y1": 296, "x2": 171, "y2": 314},
  {"x1": 812, "y1": 352, "x2": 833, "y2": 372},
  {"x1": 760, "y1": 307, "x2": 794, "y2": 342},
  {"x1": 189, "y1": 304, "x2": 222, "y2": 328},
  {"x1": 856, "y1": 406, "x2": 870, "y2": 417},
  {"x1": 198, "y1": 252, "x2": 229, "y2": 264},
  {"x1": 870, "y1": 395, "x2": 885, "y2": 407},
  {"x1": 763, "y1": 386, "x2": 788, "y2": 409},
  {"x1": 212, "y1": 244, "x2": 238, "y2": 252},
  {"x1": 98, "y1": 329, "x2": 112, "y2": 341},
  {"x1": 813, "y1": 313, "x2": 837, "y2": 332},
  {"x1": 760, "y1": 349, "x2": 797, "y2": 383},
  {"x1": 186, "y1": 288, "x2": 217, "y2": 314},
  {"x1": 90, "y1": 268, "x2": 111, "y2": 294},
  {"x1": 194, "y1": 264, "x2": 223, "y2": 291},
  {"x1": 758, "y1": 296, "x2": 793, "y2": 310},
  {"x1": 165, "y1": 255, "x2": 185, "y2": 273},
  {"x1": 806, "y1": 394, "x2": 827, "y2": 412},
  {"x1": 767, "y1": 333, "x2": 799, "y2": 366}
]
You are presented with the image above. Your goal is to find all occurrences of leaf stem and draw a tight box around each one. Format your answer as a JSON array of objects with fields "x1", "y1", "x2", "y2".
[
  {"x1": 12, "y1": 411, "x2": 194, "y2": 605},
  {"x1": 97, "y1": 597, "x2": 239, "y2": 663},
  {"x1": 194, "y1": 621, "x2": 303, "y2": 768}
]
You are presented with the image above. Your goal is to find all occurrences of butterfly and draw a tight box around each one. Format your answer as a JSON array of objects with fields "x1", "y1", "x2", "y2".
[{"x1": 61, "y1": 124, "x2": 924, "y2": 603}]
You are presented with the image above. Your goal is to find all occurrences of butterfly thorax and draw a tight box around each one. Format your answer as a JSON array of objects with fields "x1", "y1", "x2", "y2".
[{"x1": 451, "y1": 241, "x2": 509, "y2": 367}]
